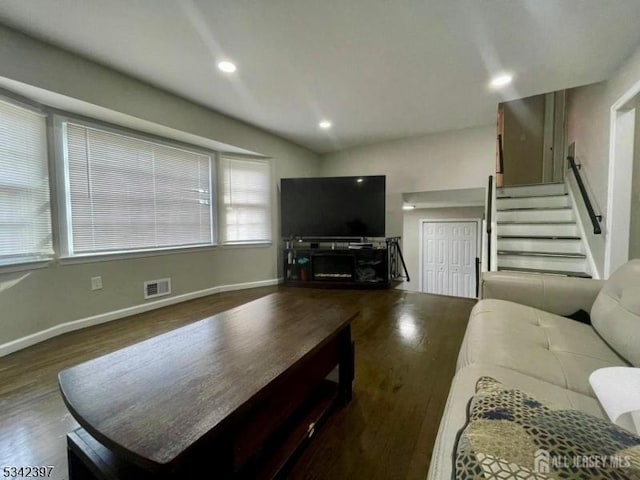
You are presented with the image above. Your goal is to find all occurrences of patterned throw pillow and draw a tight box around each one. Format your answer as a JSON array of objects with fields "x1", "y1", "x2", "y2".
[{"x1": 454, "y1": 377, "x2": 640, "y2": 479}]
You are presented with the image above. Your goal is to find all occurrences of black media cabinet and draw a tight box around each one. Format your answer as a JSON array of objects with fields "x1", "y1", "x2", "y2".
[{"x1": 283, "y1": 238, "x2": 407, "y2": 288}]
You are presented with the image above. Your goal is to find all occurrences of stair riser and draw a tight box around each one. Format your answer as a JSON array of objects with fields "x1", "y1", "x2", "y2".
[
  {"x1": 497, "y1": 238, "x2": 584, "y2": 254},
  {"x1": 497, "y1": 195, "x2": 570, "y2": 210},
  {"x1": 497, "y1": 209, "x2": 574, "y2": 223},
  {"x1": 498, "y1": 224, "x2": 578, "y2": 237},
  {"x1": 497, "y1": 183, "x2": 566, "y2": 198},
  {"x1": 498, "y1": 255, "x2": 587, "y2": 272}
]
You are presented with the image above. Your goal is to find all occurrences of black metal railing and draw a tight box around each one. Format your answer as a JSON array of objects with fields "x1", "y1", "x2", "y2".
[
  {"x1": 475, "y1": 257, "x2": 480, "y2": 297},
  {"x1": 387, "y1": 237, "x2": 411, "y2": 282},
  {"x1": 486, "y1": 175, "x2": 493, "y2": 270},
  {"x1": 567, "y1": 156, "x2": 602, "y2": 235}
]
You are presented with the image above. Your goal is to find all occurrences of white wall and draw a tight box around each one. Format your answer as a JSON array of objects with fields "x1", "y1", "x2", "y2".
[
  {"x1": 401, "y1": 206, "x2": 484, "y2": 292},
  {"x1": 566, "y1": 43, "x2": 640, "y2": 274},
  {"x1": 566, "y1": 81, "x2": 610, "y2": 212},
  {"x1": 320, "y1": 125, "x2": 495, "y2": 237},
  {"x1": 0, "y1": 26, "x2": 320, "y2": 349}
]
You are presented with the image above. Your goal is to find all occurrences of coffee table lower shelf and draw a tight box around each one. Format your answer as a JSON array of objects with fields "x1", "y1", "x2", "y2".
[{"x1": 67, "y1": 380, "x2": 340, "y2": 480}]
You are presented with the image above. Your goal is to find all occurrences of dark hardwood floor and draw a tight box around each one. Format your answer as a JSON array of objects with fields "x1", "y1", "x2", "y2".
[{"x1": 0, "y1": 286, "x2": 474, "y2": 480}]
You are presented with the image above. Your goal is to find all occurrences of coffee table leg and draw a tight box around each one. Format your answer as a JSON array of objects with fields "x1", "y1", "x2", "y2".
[
  {"x1": 67, "y1": 442, "x2": 97, "y2": 480},
  {"x1": 338, "y1": 326, "x2": 354, "y2": 405}
]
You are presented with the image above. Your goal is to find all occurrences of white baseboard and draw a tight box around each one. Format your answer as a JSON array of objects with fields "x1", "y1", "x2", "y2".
[{"x1": 0, "y1": 278, "x2": 279, "y2": 357}]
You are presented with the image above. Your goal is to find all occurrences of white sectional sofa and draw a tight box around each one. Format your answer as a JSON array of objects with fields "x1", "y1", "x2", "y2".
[{"x1": 428, "y1": 259, "x2": 640, "y2": 479}]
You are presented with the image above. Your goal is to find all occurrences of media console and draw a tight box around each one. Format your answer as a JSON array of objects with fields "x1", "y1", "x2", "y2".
[{"x1": 283, "y1": 238, "x2": 409, "y2": 289}]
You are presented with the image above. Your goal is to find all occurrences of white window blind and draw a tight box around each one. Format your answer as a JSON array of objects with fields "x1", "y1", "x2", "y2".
[
  {"x1": 219, "y1": 156, "x2": 271, "y2": 244},
  {"x1": 0, "y1": 99, "x2": 53, "y2": 265},
  {"x1": 63, "y1": 122, "x2": 213, "y2": 255}
]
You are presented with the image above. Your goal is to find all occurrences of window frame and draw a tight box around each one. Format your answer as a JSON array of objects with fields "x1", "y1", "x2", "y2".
[
  {"x1": 218, "y1": 154, "x2": 274, "y2": 245},
  {"x1": 0, "y1": 93, "x2": 54, "y2": 268},
  {"x1": 0, "y1": 85, "x2": 274, "y2": 271},
  {"x1": 53, "y1": 114, "x2": 219, "y2": 259}
]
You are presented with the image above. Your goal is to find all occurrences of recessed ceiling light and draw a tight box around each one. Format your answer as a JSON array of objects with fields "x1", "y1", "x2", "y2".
[
  {"x1": 489, "y1": 73, "x2": 513, "y2": 89},
  {"x1": 402, "y1": 205, "x2": 415, "y2": 211},
  {"x1": 319, "y1": 120, "x2": 332, "y2": 129},
  {"x1": 217, "y1": 61, "x2": 237, "y2": 73}
]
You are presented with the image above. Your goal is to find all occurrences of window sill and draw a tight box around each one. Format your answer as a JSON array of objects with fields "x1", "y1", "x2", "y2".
[
  {"x1": 57, "y1": 242, "x2": 273, "y2": 265},
  {"x1": 0, "y1": 258, "x2": 52, "y2": 274},
  {"x1": 58, "y1": 244, "x2": 219, "y2": 265},
  {"x1": 220, "y1": 241, "x2": 273, "y2": 249}
]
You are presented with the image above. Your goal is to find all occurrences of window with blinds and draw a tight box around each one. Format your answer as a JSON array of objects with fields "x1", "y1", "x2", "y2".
[
  {"x1": 0, "y1": 98, "x2": 53, "y2": 266},
  {"x1": 62, "y1": 122, "x2": 214, "y2": 255},
  {"x1": 219, "y1": 156, "x2": 272, "y2": 244}
]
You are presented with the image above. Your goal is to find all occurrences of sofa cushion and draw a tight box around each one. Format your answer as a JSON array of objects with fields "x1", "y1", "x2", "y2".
[
  {"x1": 481, "y1": 271, "x2": 604, "y2": 316},
  {"x1": 458, "y1": 299, "x2": 628, "y2": 396},
  {"x1": 427, "y1": 364, "x2": 605, "y2": 480},
  {"x1": 454, "y1": 377, "x2": 640, "y2": 479},
  {"x1": 591, "y1": 259, "x2": 640, "y2": 367}
]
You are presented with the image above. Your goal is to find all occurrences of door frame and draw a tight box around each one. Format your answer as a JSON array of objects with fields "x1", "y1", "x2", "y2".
[
  {"x1": 606, "y1": 78, "x2": 640, "y2": 276},
  {"x1": 418, "y1": 218, "x2": 482, "y2": 296}
]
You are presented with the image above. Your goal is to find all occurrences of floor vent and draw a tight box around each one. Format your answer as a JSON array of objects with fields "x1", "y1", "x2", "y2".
[{"x1": 144, "y1": 278, "x2": 171, "y2": 299}]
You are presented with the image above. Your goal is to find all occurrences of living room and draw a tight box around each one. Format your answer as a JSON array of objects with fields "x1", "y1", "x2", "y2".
[{"x1": 1, "y1": 2, "x2": 640, "y2": 479}]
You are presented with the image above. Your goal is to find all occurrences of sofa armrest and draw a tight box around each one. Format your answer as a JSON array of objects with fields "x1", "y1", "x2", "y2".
[{"x1": 481, "y1": 271, "x2": 605, "y2": 316}]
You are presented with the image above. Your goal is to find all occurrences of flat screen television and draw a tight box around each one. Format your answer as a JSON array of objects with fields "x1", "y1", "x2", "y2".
[{"x1": 280, "y1": 175, "x2": 386, "y2": 238}]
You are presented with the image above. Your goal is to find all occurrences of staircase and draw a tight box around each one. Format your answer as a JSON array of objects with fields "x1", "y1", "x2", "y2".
[{"x1": 495, "y1": 182, "x2": 591, "y2": 278}]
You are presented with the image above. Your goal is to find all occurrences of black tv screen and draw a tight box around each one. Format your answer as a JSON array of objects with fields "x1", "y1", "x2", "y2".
[{"x1": 281, "y1": 175, "x2": 386, "y2": 238}]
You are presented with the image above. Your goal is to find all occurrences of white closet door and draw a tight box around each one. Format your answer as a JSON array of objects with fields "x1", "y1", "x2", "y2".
[
  {"x1": 422, "y1": 222, "x2": 449, "y2": 295},
  {"x1": 421, "y1": 221, "x2": 477, "y2": 298},
  {"x1": 449, "y1": 222, "x2": 477, "y2": 298}
]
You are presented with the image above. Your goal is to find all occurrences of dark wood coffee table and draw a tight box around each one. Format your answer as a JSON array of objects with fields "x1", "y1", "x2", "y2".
[{"x1": 58, "y1": 293, "x2": 357, "y2": 479}]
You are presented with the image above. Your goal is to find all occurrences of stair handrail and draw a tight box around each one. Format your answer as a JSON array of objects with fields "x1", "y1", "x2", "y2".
[
  {"x1": 567, "y1": 156, "x2": 602, "y2": 235},
  {"x1": 486, "y1": 175, "x2": 493, "y2": 271},
  {"x1": 498, "y1": 134, "x2": 505, "y2": 175}
]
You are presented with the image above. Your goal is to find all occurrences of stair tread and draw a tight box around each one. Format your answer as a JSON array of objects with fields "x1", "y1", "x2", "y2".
[
  {"x1": 498, "y1": 266, "x2": 592, "y2": 278},
  {"x1": 498, "y1": 237, "x2": 582, "y2": 241},
  {"x1": 496, "y1": 193, "x2": 566, "y2": 200},
  {"x1": 497, "y1": 193, "x2": 568, "y2": 199},
  {"x1": 497, "y1": 221, "x2": 576, "y2": 225},
  {"x1": 498, "y1": 235, "x2": 581, "y2": 240},
  {"x1": 498, "y1": 250, "x2": 586, "y2": 258},
  {"x1": 498, "y1": 182, "x2": 565, "y2": 188},
  {"x1": 497, "y1": 206, "x2": 572, "y2": 212},
  {"x1": 496, "y1": 189, "x2": 569, "y2": 198}
]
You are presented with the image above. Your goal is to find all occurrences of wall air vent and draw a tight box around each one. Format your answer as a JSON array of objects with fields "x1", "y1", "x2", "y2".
[{"x1": 144, "y1": 278, "x2": 171, "y2": 299}]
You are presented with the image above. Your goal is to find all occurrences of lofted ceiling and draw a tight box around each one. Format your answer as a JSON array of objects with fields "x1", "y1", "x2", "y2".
[{"x1": 1, "y1": 1, "x2": 640, "y2": 153}]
